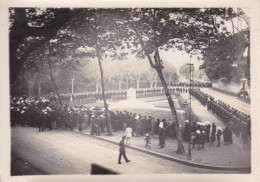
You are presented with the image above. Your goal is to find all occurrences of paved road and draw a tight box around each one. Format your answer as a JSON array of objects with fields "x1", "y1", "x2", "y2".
[
  {"x1": 201, "y1": 88, "x2": 250, "y2": 115},
  {"x1": 11, "y1": 127, "x2": 238, "y2": 175}
]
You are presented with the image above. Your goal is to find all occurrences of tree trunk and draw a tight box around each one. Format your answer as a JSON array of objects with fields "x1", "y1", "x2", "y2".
[
  {"x1": 136, "y1": 74, "x2": 140, "y2": 89},
  {"x1": 118, "y1": 81, "x2": 122, "y2": 91},
  {"x1": 168, "y1": 75, "x2": 172, "y2": 86},
  {"x1": 71, "y1": 74, "x2": 74, "y2": 94},
  {"x1": 48, "y1": 59, "x2": 62, "y2": 107},
  {"x1": 96, "y1": 76, "x2": 99, "y2": 92},
  {"x1": 38, "y1": 81, "x2": 41, "y2": 96},
  {"x1": 150, "y1": 82, "x2": 153, "y2": 88},
  {"x1": 126, "y1": 78, "x2": 129, "y2": 89},
  {"x1": 154, "y1": 80, "x2": 158, "y2": 88},
  {"x1": 156, "y1": 68, "x2": 184, "y2": 154},
  {"x1": 130, "y1": 21, "x2": 184, "y2": 154},
  {"x1": 153, "y1": 74, "x2": 158, "y2": 88},
  {"x1": 96, "y1": 44, "x2": 112, "y2": 136},
  {"x1": 28, "y1": 84, "x2": 32, "y2": 98}
]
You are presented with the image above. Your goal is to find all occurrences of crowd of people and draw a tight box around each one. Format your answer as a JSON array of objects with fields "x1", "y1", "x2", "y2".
[
  {"x1": 190, "y1": 88, "x2": 251, "y2": 144},
  {"x1": 10, "y1": 95, "x2": 232, "y2": 151},
  {"x1": 10, "y1": 81, "x2": 249, "y2": 153}
]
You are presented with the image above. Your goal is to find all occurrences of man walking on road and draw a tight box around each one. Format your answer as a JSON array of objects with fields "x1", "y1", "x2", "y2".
[{"x1": 118, "y1": 136, "x2": 130, "y2": 164}]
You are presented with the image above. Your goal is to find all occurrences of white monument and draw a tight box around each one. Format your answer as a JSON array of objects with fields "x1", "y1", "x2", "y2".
[{"x1": 127, "y1": 87, "x2": 136, "y2": 101}]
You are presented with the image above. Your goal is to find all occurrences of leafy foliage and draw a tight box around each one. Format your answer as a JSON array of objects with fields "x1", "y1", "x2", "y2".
[{"x1": 200, "y1": 30, "x2": 249, "y2": 81}]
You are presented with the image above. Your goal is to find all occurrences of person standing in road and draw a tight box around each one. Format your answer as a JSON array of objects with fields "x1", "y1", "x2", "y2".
[{"x1": 118, "y1": 136, "x2": 131, "y2": 164}]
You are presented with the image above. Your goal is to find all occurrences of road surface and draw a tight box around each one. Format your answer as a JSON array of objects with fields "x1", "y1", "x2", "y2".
[
  {"x1": 11, "y1": 127, "x2": 239, "y2": 175},
  {"x1": 201, "y1": 88, "x2": 250, "y2": 115}
]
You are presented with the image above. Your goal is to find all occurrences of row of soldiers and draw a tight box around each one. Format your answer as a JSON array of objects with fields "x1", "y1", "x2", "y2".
[
  {"x1": 190, "y1": 89, "x2": 251, "y2": 144},
  {"x1": 46, "y1": 82, "x2": 212, "y2": 105}
]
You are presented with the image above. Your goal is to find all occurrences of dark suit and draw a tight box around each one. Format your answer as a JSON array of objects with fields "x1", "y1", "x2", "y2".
[{"x1": 118, "y1": 139, "x2": 129, "y2": 164}]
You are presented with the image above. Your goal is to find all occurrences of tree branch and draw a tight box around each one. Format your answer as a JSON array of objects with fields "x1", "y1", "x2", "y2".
[{"x1": 127, "y1": 20, "x2": 156, "y2": 69}]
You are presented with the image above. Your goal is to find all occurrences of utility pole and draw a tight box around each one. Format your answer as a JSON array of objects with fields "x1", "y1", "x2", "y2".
[
  {"x1": 72, "y1": 73, "x2": 74, "y2": 94},
  {"x1": 186, "y1": 55, "x2": 194, "y2": 124},
  {"x1": 186, "y1": 54, "x2": 193, "y2": 160}
]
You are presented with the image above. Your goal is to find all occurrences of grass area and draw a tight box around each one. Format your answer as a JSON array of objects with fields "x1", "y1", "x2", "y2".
[
  {"x1": 176, "y1": 94, "x2": 199, "y2": 123},
  {"x1": 115, "y1": 108, "x2": 173, "y2": 120},
  {"x1": 77, "y1": 92, "x2": 199, "y2": 125}
]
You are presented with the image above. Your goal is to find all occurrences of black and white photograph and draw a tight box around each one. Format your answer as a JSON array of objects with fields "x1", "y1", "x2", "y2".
[{"x1": 0, "y1": 0, "x2": 260, "y2": 181}]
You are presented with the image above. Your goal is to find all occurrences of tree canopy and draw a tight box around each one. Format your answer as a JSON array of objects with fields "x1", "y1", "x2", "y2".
[{"x1": 200, "y1": 29, "x2": 249, "y2": 82}]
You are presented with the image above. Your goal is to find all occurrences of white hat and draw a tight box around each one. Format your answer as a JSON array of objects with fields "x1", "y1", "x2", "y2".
[
  {"x1": 196, "y1": 130, "x2": 201, "y2": 134},
  {"x1": 135, "y1": 115, "x2": 139, "y2": 119},
  {"x1": 185, "y1": 120, "x2": 189, "y2": 123},
  {"x1": 146, "y1": 133, "x2": 149, "y2": 136},
  {"x1": 21, "y1": 110, "x2": 25, "y2": 114},
  {"x1": 217, "y1": 127, "x2": 222, "y2": 130},
  {"x1": 92, "y1": 115, "x2": 95, "y2": 118},
  {"x1": 100, "y1": 115, "x2": 103, "y2": 118},
  {"x1": 197, "y1": 122, "x2": 201, "y2": 125}
]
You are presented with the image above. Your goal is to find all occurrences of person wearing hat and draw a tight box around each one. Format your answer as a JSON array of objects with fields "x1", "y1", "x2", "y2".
[
  {"x1": 205, "y1": 122, "x2": 211, "y2": 143},
  {"x1": 159, "y1": 121, "x2": 166, "y2": 149},
  {"x1": 153, "y1": 119, "x2": 160, "y2": 138},
  {"x1": 216, "y1": 127, "x2": 223, "y2": 147},
  {"x1": 210, "y1": 129, "x2": 216, "y2": 146},
  {"x1": 195, "y1": 130, "x2": 202, "y2": 150},
  {"x1": 118, "y1": 136, "x2": 130, "y2": 164},
  {"x1": 201, "y1": 131, "x2": 206, "y2": 149},
  {"x1": 223, "y1": 124, "x2": 232, "y2": 145},
  {"x1": 183, "y1": 120, "x2": 190, "y2": 142},
  {"x1": 135, "y1": 115, "x2": 142, "y2": 137},
  {"x1": 90, "y1": 114, "x2": 96, "y2": 135}
]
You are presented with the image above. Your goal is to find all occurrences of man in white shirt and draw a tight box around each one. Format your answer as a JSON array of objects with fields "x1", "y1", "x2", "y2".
[{"x1": 125, "y1": 125, "x2": 132, "y2": 146}]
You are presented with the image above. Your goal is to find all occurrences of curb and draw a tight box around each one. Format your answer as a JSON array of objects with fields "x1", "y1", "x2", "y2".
[{"x1": 81, "y1": 132, "x2": 250, "y2": 172}]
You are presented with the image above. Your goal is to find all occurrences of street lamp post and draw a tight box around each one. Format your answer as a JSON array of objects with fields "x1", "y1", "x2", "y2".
[
  {"x1": 186, "y1": 55, "x2": 194, "y2": 160},
  {"x1": 187, "y1": 57, "x2": 194, "y2": 124}
]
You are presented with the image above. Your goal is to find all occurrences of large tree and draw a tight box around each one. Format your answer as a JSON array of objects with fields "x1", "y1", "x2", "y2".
[
  {"x1": 200, "y1": 29, "x2": 249, "y2": 82},
  {"x1": 179, "y1": 63, "x2": 195, "y2": 80},
  {"x1": 67, "y1": 9, "x2": 130, "y2": 135},
  {"x1": 118, "y1": 8, "x2": 234, "y2": 154},
  {"x1": 9, "y1": 8, "x2": 72, "y2": 96}
]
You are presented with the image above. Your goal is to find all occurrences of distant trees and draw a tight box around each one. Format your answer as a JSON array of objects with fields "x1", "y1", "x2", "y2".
[{"x1": 179, "y1": 63, "x2": 194, "y2": 79}]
